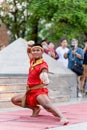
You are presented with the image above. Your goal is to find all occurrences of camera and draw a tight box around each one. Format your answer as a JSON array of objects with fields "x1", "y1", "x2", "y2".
[{"x1": 71, "y1": 45, "x2": 75, "y2": 50}]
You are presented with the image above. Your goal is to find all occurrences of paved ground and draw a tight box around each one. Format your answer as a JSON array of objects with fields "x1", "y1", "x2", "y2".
[
  {"x1": 49, "y1": 122, "x2": 87, "y2": 130},
  {"x1": 0, "y1": 96, "x2": 87, "y2": 130},
  {"x1": 49, "y1": 96, "x2": 87, "y2": 130}
]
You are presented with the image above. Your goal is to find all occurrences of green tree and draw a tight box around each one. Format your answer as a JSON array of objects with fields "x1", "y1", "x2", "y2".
[
  {"x1": 0, "y1": 0, "x2": 87, "y2": 45},
  {"x1": 0, "y1": 0, "x2": 28, "y2": 41}
]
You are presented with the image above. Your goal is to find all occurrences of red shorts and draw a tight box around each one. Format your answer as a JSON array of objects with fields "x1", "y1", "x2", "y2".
[{"x1": 26, "y1": 88, "x2": 48, "y2": 107}]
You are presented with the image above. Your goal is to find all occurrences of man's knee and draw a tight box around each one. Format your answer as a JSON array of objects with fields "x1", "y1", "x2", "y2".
[
  {"x1": 11, "y1": 96, "x2": 18, "y2": 106},
  {"x1": 11, "y1": 97, "x2": 15, "y2": 104}
]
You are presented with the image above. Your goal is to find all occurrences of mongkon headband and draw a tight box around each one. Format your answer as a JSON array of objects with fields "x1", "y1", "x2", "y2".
[{"x1": 31, "y1": 46, "x2": 44, "y2": 51}]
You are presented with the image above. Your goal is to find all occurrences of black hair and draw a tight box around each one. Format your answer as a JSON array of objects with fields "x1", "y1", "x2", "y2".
[
  {"x1": 32, "y1": 43, "x2": 43, "y2": 48},
  {"x1": 41, "y1": 39, "x2": 46, "y2": 42},
  {"x1": 40, "y1": 39, "x2": 49, "y2": 44},
  {"x1": 60, "y1": 38, "x2": 67, "y2": 43},
  {"x1": 84, "y1": 38, "x2": 87, "y2": 43}
]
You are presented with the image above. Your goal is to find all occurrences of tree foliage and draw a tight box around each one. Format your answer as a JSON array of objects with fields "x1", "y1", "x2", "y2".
[{"x1": 0, "y1": 0, "x2": 87, "y2": 45}]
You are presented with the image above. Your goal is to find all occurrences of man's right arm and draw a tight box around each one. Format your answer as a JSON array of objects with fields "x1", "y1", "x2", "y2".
[{"x1": 27, "y1": 46, "x2": 33, "y2": 59}]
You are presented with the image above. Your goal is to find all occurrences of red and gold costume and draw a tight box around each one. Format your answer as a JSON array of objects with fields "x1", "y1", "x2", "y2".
[{"x1": 26, "y1": 58, "x2": 48, "y2": 107}]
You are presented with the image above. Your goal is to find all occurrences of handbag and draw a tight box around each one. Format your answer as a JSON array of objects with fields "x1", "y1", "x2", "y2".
[{"x1": 71, "y1": 62, "x2": 84, "y2": 76}]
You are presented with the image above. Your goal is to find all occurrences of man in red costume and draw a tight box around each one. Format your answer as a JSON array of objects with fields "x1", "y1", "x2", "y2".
[{"x1": 11, "y1": 43, "x2": 69, "y2": 125}]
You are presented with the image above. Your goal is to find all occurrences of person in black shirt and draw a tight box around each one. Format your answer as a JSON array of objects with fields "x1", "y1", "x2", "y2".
[{"x1": 80, "y1": 39, "x2": 87, "y2": 95}]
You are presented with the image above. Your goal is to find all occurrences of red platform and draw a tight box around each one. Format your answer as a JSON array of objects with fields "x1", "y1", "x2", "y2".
[{"x1": 0, "y1": 102, "x2": 87, "y2": 130}]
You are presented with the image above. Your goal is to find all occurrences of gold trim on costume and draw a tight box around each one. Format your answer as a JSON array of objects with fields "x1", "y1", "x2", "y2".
[{"x1": 30, "y1": 58, "x2": 43, "y2": 70}]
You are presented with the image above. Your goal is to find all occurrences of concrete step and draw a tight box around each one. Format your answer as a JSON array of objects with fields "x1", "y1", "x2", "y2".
[
  {"x1": 0, "y1": 85, "x2": 26, "y2": 92},
  {"x1": 0, "y1": 95, "x2": 69, "y2": 108},
  {"x1": 0, "y1": 89, "x2": 69, "y2": 108},
  {"x1": 0, "y1": 100, "x2": 16, "y2": 108},
  {"x1": 0, "y1": 76, "x2": 71, "y2": 108},
  {"x1": 0, "y1": 83, "x2": 26, "y2": 108},
  {"x1": 0, "y1": 91, "x2": 25, "y2": 100},
  {"x1": 0, "y1": 89, "x2": 25, "y2": 108},
  {"x1": 0, "y1": 87, "x2": 70, "y2": 108},
  {"x1": 0, "y1": 77, "x2": 27, "y2": 85}
]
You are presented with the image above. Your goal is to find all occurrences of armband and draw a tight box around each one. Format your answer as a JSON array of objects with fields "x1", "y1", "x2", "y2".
[{"x1": 40, "y1": 72, "x2": 49, "y2": 85}]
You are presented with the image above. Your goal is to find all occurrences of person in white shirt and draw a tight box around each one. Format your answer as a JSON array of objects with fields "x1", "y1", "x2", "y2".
[{"x1": 56, "y1": 38, "x2": 69, "y2": 67}]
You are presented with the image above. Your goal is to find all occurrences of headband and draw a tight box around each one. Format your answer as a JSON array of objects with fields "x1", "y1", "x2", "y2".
[{"x1": 31, "y1": 46, "x2": 44, "y2": 51}]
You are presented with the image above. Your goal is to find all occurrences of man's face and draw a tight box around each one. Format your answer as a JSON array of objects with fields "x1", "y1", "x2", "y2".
[
  {"x1": 71, "y1": 40, "x2": 78, "y2": 49},
  {"x1": 31, "y1": 47, "x2": 43, "y2": 59},
  {"x1": 41, "y1": 41, "x2": 48, "y2": 50},
  {"x1": 61, "y1": 40, "x2": 68, "y2": 47}
]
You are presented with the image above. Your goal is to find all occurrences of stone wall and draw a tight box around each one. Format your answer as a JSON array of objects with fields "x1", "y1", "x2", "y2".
[
  {"x1": 0, "y1": 76, "x2": 27, "y2": 108},
  {"x1": 0, "y1": 73, "x2": 77, "y2": 108},
  {"x1": 48, "y1": 73, "x2": 77, "y2": 102}
]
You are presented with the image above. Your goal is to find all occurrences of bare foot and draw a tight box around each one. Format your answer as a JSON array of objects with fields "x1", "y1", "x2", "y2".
[
  {"x1": 31, "y1": 106, "x2": 41, "y2": 117},
  {"x1": 60, "y1": 117, "x2": 69, "y2": 125}
]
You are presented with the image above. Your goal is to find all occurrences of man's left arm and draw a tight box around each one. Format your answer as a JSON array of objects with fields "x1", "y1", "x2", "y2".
[{"x1": 40, "y1": 68, "x2": 49, "y2": 85}]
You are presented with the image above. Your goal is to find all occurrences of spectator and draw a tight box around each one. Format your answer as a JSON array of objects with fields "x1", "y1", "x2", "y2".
[
  {"x1": 64, "y1": 39, "x2": 84, "y2": 97},
  {"x1": 41, "y1": 40, "x2": 50, "y2": 54},
  {"x1": 80, "y1": 39, "x2": 87, "y2": 94},
  {"x1": 41, "y1": 40, "x2": 58, "y2": 59},
  {"x1": 48, "y1": 42, "x2": 59, "y2": 59},
  {"x1": 56, "y1": 38, "x2": 69, "y2": 67}
]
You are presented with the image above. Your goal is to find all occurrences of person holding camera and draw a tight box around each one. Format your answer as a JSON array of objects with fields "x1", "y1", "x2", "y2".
[{"x1": 64, "y1": 39, "x2": 84, "y2": 97}]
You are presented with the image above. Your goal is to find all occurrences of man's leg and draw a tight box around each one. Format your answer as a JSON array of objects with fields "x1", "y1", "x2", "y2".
[
  {"x1": 36, "y1": 94, "x2": 69, "y2": 125},
  {"x1": 77, "y1": 76, "x2": 85, "y2": 97},
  {"x1": 11, "y1": 94, "x2": 41, "y2": 117},
  {"x1": 11, "y1": 94, "x2": 24, "y2": 107}
]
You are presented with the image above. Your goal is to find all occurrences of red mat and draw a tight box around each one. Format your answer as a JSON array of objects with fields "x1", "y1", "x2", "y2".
[{"x1": 0, "y1": 102, "x2": 87, "y2": 130}]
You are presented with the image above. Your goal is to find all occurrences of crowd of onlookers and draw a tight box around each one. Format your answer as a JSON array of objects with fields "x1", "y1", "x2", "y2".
[{"x1": 27, "y1": 38, "x2": 87, "y2": 98}]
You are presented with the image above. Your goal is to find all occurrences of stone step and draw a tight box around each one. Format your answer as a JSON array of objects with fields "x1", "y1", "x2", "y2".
[
  {"x1": 0, "y1": 75, "x2": 74, "y2": 108},
  {"x1": 0, "y1": 77, "x2": 27, "y2": 85},
  {"x1": 0, "y1": 88, "x2": 69, "y2": 101},
  {"x1": 0, "y1": 100, "x2": 16, "y2": 108},
  {"x1": 0, "y1": 85, "x2": 26, "y2": 103},
  {"x1": 0, "y1": 95, "x2": 69, "y2": 108},
  {"x1": 0, "y1": 91, "x2": 25, "y2": 100},
  {"x1": 0, "y1": 90, "x2": 25, "y2": 108},
  {"x1": 0, "y1": 85, "x2": 26, "y2": 92},
  {"x1": 0, "y1": 86, "x2": 70, "y2": 108},
  {"x1": 0, "y1": 88, "x2": 69, "y2": 108}
]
